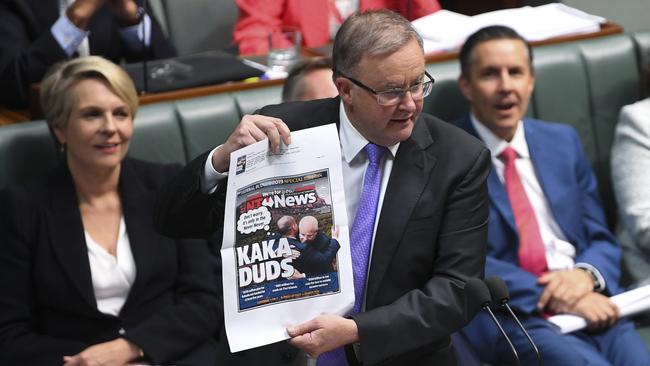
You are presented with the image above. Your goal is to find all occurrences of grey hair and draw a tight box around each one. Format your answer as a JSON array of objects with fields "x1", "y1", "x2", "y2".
[{"x1": 332, "y1": 9, "x2": 423, "y2": 78}]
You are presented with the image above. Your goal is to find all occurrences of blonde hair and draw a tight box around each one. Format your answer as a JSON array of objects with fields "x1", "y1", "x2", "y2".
[{"x1": 40, "y1": 56, "x2": 138, "y2": 130}]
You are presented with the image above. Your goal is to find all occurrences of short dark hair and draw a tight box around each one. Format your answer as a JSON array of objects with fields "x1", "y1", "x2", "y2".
[
  {"x1": 459, "y1": 25, "x2": 533, "y2": 77},
  {"x1": 282, "y1": 57, "x2": 333, "y2": 102}
]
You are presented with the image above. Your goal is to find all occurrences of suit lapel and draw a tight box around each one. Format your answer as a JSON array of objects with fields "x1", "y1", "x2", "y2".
[
  {"x1": 365, "y1": 118, "x2": 436, "y2": 304},
  {"x1": 118, "y1": 160, "x2": 157, "y2": 312},
  {"x1": 524, "y1": 121, "x2": 576, "y2": 243},
  {"x1": 456, "y1": 114, "x2": 517, "y2": 233},
  {"x1": 46, "y1": 165, "x2": 97, "y2": 308}
]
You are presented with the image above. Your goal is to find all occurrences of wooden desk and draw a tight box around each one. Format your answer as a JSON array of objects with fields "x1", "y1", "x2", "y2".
[{"x1": 3, "y1": 22, "x2": 623, "y2": 125}]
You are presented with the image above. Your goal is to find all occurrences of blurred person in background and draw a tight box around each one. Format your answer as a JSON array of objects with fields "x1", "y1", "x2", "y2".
[
  {"x1": 611, "y1": 62, "x2": 650, "y2": 288},
  {"x1": 0, "y1": 0, "x2": 176, "y2": 109},
  {"x1": 234, "y1": 0, "x2": 441, "y2": 55},
  {"x1": 0, "y1": 56, "x2": 218, "y2": 366},
  {"x1": 282, "y1": 56, "x2": 338, "y2": 102}
]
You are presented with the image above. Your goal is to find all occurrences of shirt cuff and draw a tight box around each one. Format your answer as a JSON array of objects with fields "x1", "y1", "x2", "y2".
[
  {"x1": 118, "y1": 13, "x2": 152, "y2": 51},
  {"x1": 51, "y1": 14, "x2": 88, "y2": 57},
  {"x1": 575, "y1": 263, "x2": 606, "y2": 292},
  {"x1": 202, "y1": 146, "x2": 228, "y2": 194}
]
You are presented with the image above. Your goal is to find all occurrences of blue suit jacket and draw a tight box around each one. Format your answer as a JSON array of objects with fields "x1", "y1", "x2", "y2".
[{"x1": 454, "y1": 115, "x2": 622, "y2": 314}]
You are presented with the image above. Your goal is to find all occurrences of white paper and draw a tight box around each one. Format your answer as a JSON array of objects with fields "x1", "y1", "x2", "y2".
[
  {"x1": 548, "y1": 284, "x2": 650, "y2": 333},
  {"x1": 221, "y1": 124, "x2": 354, "y2": 352},
  {"x1": 412, "y1": 4, "x2": 605, "y2": 54}
]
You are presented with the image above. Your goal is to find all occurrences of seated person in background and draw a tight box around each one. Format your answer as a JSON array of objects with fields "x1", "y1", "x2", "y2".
[
  {"x1": 0, "y1": 0, "x2": 176, "y2": 109},
  {"x1": 155, "y1": 9, "x2": 489, "y2": 365},
  {"x1": 234, "y1": 0, "x2": 441, "y2": 55},
  {"x1": 454, "y1": 25, "x2": 650, "y2": 366},
  {"x1": 282, "y1": 56, "x2": 338, "y2": 102},
  {"x1": 611, "y1": 65, "x2": 650, "y2": 288},
  {"x1": 0, "y1": 56, "x2": 218, "y2": 366}
]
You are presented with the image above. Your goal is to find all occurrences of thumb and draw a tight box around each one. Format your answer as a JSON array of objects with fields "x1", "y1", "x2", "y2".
[{"x1": 287, "y1": 319, "x2": 318, "y2": 337}]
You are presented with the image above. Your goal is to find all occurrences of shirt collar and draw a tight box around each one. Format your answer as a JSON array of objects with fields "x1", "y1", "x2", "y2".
[
  {"x1": 339, "y1": 100, "x2": 399, "y2": 163},
  {"x1": 470, "y1": 113, "x2": 530, "y2": 159}
]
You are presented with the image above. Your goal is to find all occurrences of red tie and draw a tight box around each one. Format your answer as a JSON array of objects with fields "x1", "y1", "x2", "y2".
[{"x1": 500, "y1": 147, "x2": 548, "y2": 276}]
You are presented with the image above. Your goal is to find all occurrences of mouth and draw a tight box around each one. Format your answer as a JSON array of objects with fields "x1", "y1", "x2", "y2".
[
  {"x1": 495, "y1": 101, "x2": 517, "y2": 112},
  {"x1": 390, "y1": 115, "x2": 413, "y2": 123},
  {"x1": 95, "y1": 142, "x2": 121, "y2": 153}
]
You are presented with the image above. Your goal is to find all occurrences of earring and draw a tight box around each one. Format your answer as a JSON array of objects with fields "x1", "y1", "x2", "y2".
[{"x1": 60, "y1": 143, "x2": 66, "y2": 153}]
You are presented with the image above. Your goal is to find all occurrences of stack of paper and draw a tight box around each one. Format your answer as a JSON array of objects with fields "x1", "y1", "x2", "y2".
[
  {"x1": 412, "y1": 4, "x2": 606, "y2": 54},
  {"x1": 548, "y1": 284, "x2": 650, "y2": 334}
]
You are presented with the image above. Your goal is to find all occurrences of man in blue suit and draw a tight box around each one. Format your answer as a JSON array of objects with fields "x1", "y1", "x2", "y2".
[{"x1": 454, "y1": 25, "x2": 650, "y2": 365}]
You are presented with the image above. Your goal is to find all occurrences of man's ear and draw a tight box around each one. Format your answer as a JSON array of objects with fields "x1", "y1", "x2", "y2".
[
  {"x1": 335, "y1": 77, "x2": 353, "y2": 104},
  {"x1": 458, "y1": 74, "x2": 472, "y2": 102}
]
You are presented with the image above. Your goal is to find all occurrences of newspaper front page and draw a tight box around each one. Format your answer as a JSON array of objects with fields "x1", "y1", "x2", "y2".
[{"x1": 222, "y1": 124, "x2": 354, "y2": 352}]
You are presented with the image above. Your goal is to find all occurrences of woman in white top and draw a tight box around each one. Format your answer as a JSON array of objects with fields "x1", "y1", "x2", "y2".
[{"x1": 0, "y1": 56, "x2": 220, "y2": 366}]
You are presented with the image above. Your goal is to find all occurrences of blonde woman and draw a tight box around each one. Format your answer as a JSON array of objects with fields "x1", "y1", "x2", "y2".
[{"x1": 0, "y1": 56, "x2": 219, "y2": 366}]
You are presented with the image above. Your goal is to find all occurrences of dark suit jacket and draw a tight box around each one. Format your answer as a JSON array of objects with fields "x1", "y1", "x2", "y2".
[
  {"x1": 155, "y1": 97, "x2": 491, "y2": 365},
  {"x1": 293, "y1": 235, "x2": 340, "y2": 275},
  {"x1": 0, "y1": 0, "x2": 176, "y2": 108},
  {"x1": 0, "y1": 158, "x2": 220, "y2": 366}
]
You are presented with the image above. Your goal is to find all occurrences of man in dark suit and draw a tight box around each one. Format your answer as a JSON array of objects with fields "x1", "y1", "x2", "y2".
[
  {"x1": 454, "y1": 25, "x2": 650, "y2": 365},
  {"x1": 278, "y1": 215, "x2": 340, "y2": 276},
  {"x1": 0, "y1": 0, "x2": 175, "y2": 108},
  {"x1": 155, "y1": 9, "x2": 490, "y2": 366}
]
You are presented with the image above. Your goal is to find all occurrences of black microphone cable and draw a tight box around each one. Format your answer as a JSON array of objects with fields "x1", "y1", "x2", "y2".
[{"x1": 485, "y1": 276, "x2": 542, "y2": 366}]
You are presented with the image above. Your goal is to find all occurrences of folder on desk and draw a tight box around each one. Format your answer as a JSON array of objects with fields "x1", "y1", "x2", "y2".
[{"x1": 123, "y1": 51, "x2": 265, "y2": 93}]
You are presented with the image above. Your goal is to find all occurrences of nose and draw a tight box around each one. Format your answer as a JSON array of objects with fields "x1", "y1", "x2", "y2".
[
  {"x1": 397, "y1": 90, "x2": 417, "y2": 113},
  {"x1": 498, "y1": 70, "x2": 513, "y2": 92},
  {"x1": 100, "y1": 113, "x2": 117, "y2": 134}
]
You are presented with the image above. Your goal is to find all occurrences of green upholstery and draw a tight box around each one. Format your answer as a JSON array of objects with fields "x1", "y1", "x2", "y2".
[
  {"x1": 424, "y1": 60, "x2": 467, "y2": 122},
  {"x1": 632, "y1": 31, "x2": 650, "y2": 72},
  {"x1": 231, "y1": 86, "x2": 283, "y2": 116},
  {"x1": 176, "y1": 94, "x2": 241, "y2": 161},
  {"x1": 128, "y1": 102, "x2": 186, "y2": 165},
  {"x1": 0, "y1": 121, "x2": 56, "y2": 188}
]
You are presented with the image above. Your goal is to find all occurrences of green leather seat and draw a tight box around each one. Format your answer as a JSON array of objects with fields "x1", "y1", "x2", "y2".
[
  {"x1": 0, "y1": 121, "x2": 57, "y2": 189},
  {"x1": 424, "y1": 60, "x2": 468, "y2": 122},
  {"x1": 176, "y1": 94, "x2": 241, "y2": 161},
  {"x1": 231, "y1": 85, "x2": 283, "y2": 116},
  {"x1": 128, "y1": 102, "x2": 186, "y2": 165}
]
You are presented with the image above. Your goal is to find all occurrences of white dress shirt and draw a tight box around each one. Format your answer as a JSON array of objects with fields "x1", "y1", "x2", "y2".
[
  {"x1": 85, "y1": 216, "x2": 136, "y2": 316},
  {"x1": 470, "y1": 114, "x2": 605, "y2": 289}
]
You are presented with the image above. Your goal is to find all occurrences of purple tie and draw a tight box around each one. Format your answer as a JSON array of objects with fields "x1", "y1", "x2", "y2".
[{"x1": 317, "y1": 143, "x2": 387, "y2": 366}]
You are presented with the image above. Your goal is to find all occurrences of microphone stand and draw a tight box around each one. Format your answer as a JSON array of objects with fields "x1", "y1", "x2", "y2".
[{"x1": 482, "y1": 303, "x2": 520, "y2": 365}]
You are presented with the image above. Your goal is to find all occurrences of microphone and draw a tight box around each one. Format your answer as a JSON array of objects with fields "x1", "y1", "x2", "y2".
[
  {"x1": 484, "y1": 277, "x2": 542, "y2": 366},
  {"x1": 464, "y1": 278, "x2": 520, "y2": 365}
]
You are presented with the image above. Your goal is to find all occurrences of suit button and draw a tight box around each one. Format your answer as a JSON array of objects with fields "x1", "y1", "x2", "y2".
[{"x1": 118, "y1": 327, "x2": 126, "y2": 335}]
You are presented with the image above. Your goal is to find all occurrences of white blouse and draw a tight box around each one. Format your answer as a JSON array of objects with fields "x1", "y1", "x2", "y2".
[{"x1": 85, "y1": 217, "x2": 136, "y2": 316}]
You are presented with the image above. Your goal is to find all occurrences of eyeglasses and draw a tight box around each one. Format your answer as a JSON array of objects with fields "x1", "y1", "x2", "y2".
[{"x1": 337, "y1": 70, "x2": 435, "y2": 106}]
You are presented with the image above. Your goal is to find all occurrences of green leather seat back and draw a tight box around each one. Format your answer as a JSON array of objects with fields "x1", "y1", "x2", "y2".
[
  {"x1": 531, "y1": 43, "x2": 596, "y2": 163},
  {"x1": 579, "y1": 35, "x2": 641, "y2": 225},
  {"x1": 176, "y1": 94, "x2": 241, "y2": 161},
  {"x1": 424, "y1": 60, "x2": 468, "y2": 122},
  {"x1": 0, "y1": 121, "x2": 57, "y2": 189},
  {"x1": 632, "y1": 30, "x2": 650, "y2": 71},
  {"x1": 231, "y1": 85, "x2": 283, "y2": 116},
  {"x1": 128, "y1": 102, "x2": 186, "y2": 165}
]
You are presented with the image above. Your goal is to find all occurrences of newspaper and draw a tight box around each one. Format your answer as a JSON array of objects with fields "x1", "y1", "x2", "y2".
[
  {"x1": 222, "y1": 123, "x2": 354, "y2": 352},
  {"x1": 548, "y1": 284, "x2": 650, "y2": 333}
]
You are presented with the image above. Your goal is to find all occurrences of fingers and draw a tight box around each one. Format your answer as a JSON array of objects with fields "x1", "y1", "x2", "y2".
[
  {"x1": 537, "y1": 286, "x2": 553, "y2": 310},
  {"x1": 214, "y1": 115, "x2": 291, "y2": 172},
  {"x1": 287, "y1": 318, "x2": 319, "y2": 337}
]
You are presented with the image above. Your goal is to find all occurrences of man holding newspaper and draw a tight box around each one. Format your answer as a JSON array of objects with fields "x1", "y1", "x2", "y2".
[{"x1": 155, "y1": 9, "x2": 490, "y2": 366}]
